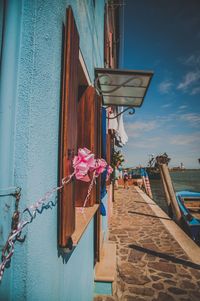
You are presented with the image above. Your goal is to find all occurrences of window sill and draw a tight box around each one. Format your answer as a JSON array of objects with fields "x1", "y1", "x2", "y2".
[{"x1": 72, "y1": 204, "x2": 99, "y2": 245}]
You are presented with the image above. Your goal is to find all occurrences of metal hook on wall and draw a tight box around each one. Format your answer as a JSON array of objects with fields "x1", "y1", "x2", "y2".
[
  {"x1": 106, "y1": 106, "x2": 135, "y2": 119},
  {"x1": 11, "y1": 188, "x2": 26, "y2": 243}
]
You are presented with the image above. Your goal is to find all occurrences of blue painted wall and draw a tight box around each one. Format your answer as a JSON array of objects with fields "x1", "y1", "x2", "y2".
[
  {"x1": 0, "y1": 0, "x2": 105, "y2": 300},
  {"x1": 0, "y1": 1, "x2": 23, "y2": 299},
  {"x1": 101, "y1": 193, "x2": 108, "y2": 241}
]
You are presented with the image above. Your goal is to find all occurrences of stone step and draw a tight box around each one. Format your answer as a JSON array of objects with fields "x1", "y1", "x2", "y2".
[{"x1": 94, "y1": 242, "x2": 116, "y2": 282}]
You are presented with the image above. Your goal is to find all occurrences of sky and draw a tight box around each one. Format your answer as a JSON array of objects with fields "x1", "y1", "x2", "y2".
[{"x1": 120, "y1": 0, "x2": 200, "y2": 169}]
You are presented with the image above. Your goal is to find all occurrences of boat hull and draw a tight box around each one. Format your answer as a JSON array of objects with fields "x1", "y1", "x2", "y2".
[
  {"x1": 146, "y1": 168, "x2": 161, "y2": 180},
  {"x1": 176, "y1": 191, "x2": 200, "y2": 244}
]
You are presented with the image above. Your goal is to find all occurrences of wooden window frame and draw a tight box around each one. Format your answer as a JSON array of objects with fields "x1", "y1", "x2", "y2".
[{"x1": 59, "y1": 6, "x2": 79, "y2": 248}]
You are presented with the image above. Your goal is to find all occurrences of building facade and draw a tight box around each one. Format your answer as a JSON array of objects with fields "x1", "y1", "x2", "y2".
[{"x1": 0, "y1": 0, "x2": 121, "y2": 300}]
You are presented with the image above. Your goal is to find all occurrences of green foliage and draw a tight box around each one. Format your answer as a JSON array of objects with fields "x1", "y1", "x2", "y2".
[{"x1": 111, "y1": 150, "x2": 124, "y2": 168}]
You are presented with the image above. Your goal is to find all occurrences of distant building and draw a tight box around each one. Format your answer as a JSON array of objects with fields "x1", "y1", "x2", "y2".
[
  {"x1": 171, "y1": 163, "x2": 186, "y2": 171},
  {"x1": 180, "y1": 162, "x2": 185, "y2": 169}
]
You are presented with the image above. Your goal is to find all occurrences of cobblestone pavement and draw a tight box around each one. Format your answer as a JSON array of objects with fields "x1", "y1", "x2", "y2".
[{"x1": 94, "y1": 187, "x2": 200, "y2": 301}]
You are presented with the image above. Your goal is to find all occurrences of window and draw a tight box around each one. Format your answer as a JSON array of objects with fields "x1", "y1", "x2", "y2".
[
  {"x1": 104, "y1": 2, "x2": 119, "y2": 69},
  {"x1": 75, "y1": 84, "x2": 101, "y2": 207},
  {"x1": 59, "y1": 7, "x2": 102, "y2": 248}
]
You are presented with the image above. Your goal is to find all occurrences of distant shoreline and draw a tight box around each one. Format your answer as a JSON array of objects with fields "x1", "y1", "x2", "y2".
[
  {"x1": 124, "y1": 168, "x2": 200, "y2": 171},
  {"x1": 169, "y1": 169, "x2": 200, "y2": 172}
]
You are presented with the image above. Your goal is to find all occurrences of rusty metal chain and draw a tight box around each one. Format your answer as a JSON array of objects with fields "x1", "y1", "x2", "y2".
[
  {"x1": 0, "y1": 169, "x2": 103, "y2": 281},
  {"x1": 0, "y1": 174, "x2": 74, "y2": 282},
  {"x1": 81, "y1": 172, "x2": 96, "y2": 212}
]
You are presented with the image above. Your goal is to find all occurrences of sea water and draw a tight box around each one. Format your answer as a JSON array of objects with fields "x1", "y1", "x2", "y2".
[{"x1": 150, "y1": 170, "x2": 200, "y2": 214}]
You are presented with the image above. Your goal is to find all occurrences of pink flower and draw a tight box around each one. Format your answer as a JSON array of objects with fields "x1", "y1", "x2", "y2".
[
  {"x1": 73, "y1": 148, "x2": 96, "y2": 182},
  {"x1": 94, "y1": 159, "x2": 107, "y2": 176},
  {"x1": 106, "y1": 165, "x2": 113, "y2": 180}
]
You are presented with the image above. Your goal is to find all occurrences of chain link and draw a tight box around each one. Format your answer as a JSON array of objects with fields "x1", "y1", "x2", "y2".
[
  {"x1": 81, "y1": 172, "x2": 97, "y2": 212},
  {"x1": 0, "y1": 144, "x2": 112, "y2": 282},
  {"x1": 0, "y1": 167, "x2": 108, "y2": 281},
  {"x1": 0, "y1": 173, "x2": 74, "y2": 282}
]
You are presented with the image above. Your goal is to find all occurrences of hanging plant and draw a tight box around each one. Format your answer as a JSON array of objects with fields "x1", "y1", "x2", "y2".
[{"x1": 111, "y1": 150, "x2": 124, "y2": 168}]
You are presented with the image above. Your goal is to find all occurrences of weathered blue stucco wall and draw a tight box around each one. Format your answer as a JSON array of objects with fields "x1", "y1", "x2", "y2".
[
  {"x1": 0, "y1": 0, "x2": 105, "y2": 300},
  {"x1": 101, "y1": 193, "x2": 108, "y2": 241}
]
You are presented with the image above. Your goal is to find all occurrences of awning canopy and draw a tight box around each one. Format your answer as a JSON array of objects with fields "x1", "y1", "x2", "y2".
[{"x1": 95, "y1": 68, "x2": 153, "y2": 107}]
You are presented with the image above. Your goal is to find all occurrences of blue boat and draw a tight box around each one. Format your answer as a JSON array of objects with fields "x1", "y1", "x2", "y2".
[{"x1": 176, "y1": 191, "x2": 200, "y2": 244}]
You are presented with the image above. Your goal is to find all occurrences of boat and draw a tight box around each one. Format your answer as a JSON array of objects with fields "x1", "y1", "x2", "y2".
[
  {"x1": 147, "y1": 153, "x2": 173, "y2": 180},
  {"x1": 176, "y1": 191, "x2": 200, "y2": 244},
  {"x1": 131, "y1": 168, "x2": 142, "y2": 179},
  {"x1": 146, "y1": 155, "x2": 161, "y2": 179},
  {"x1": 146, "y1": 167, "x2": 160, "y2": 180}
]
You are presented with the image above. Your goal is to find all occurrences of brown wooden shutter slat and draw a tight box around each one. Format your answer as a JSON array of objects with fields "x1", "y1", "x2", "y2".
[
  {"x1": 106, "y1": 131, "x2": 111, "y2": 166},
  {"x1": 94, "y1": 95, "x2": 102, "y2": 263},
  {"x1": 104, "y1": 5, "x2": 110, "y2": 67},
  {"x1": 95, "y1": 95, "x2": 102, "y2": 203},
  {"x1": 75, "y1": 86, "x2": 100, "y2": 207},
  {"x1": 59, "y1": 6, "x2": 79, "y2": 247},
  {"x1": 106, "y1": 130, "x2": 113, "y2": 185}
]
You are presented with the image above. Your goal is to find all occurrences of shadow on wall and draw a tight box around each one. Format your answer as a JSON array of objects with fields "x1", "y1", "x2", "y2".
[{"x1": 58, "y1": 246, "x2": 76, "y2": 264}]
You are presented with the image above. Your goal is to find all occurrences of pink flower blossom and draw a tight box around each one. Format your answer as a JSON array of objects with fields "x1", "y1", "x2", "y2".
[
  {"x1": 94, "y1": 159, "x2": 107, "y2": 176},
  {"x1": 73, "y1": 148, "x2": 96, "y2": 182},
  {"x1": 106, "y1": 165, "x2": 113, "y2": 180}
]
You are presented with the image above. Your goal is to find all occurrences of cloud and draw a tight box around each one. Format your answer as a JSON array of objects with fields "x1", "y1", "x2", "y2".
[
  {"x1": 179, "y1": 113, "x2": 200, "y2": 127},
  {"x1": 177, "y1": 71, "x2": 200, "y2": 91},
  {"x1": 127, "y1": 136, "x2": 161, "y2": 149},
  {"x1": 191, "y1": 86, "x2": 200, "y2": 95},
  {"x1": 161, "y1": 103, "x2": 172, "y2": 109},
  {"x1": 161, "y1": 112, "x2": 200, "y2": 128},
  {"x1": 169, "y1": 132, "x2": 200, "y2": 146},
  {"x1": 155, "y1": 114, "x2": 178, "y2": 125},
  {"x1": 179, "y1": 105, "x2": 188, "y2": 110},
  {"x1": 181, "y1": 53, "x2": 200, "y2": 67},
  {"x1": 125, "y1": 112, "x2": 200, "y2": 134},
  {"x1": 125, "y1": 121, "x2": 157, "y2": 137},
  {"x1": 158, "y1": 80, "x2": 173, "y2": 94}
]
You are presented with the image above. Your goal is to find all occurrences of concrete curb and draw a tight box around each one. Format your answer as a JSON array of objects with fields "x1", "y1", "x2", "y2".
[{"x1": 135, "y1": 187, "x2": 200, "y2": 264}]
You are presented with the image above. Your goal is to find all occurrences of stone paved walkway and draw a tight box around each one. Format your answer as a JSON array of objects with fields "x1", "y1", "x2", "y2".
[{"x1": 94, "y1": 186, "x2": 200, "y2": 301}]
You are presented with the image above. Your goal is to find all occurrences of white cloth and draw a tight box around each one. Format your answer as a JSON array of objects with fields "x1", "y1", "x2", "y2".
[
  {"x1": 108, "y1": 107, "x2": 118, "y2": 131},
  {"x1": 107, "y1": 107, "x2": 128, "y2": 146},
  {"x1": 117, "y1": 108, "x2": 128, "y2": 145}
]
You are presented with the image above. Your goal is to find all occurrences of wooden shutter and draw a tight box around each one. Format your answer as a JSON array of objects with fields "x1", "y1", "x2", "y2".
[
  {"x1": 94, "y1": 95, "x2": 102, "y2": 263},
  {"x1": 59, "y1": 7, "x2": 79, "y2": 248},
  {"x1": 95, "y1": 95, "x2": 102, "y2": 204},
  {"x1": 104, "y1": 5, "x2": 110, "y2": 67},
  {"x1": 106, "y1": 130, "x2": 113, "y2": 185},
  {"x1": 109, "y1": 32, "x2": 113, "y2": 68},
  {"x1": 75, "y1": 86, "x2": 101, "y2": 207},
  {"x1": 106, "y1": 130, "x2": 112, "y2": 166}
]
